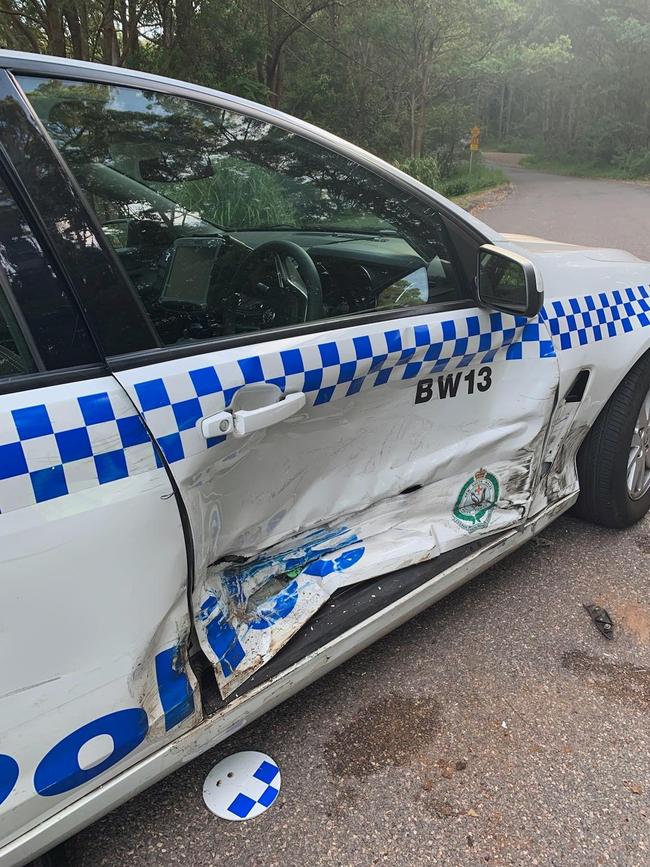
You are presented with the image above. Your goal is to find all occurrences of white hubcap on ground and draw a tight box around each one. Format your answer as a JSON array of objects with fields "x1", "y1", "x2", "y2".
[{"x1": 202, "y1": 751, "x2": 281, "y2": 821}]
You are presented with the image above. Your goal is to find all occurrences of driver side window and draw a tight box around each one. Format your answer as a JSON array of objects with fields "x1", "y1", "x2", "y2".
[{"x1": 19, "y1": 75, "x2": 466, "y2": 348}]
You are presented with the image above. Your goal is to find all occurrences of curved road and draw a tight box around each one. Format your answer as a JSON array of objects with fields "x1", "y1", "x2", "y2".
[
  {"x1": 63, "y1": 165, "x2": 650, "y2": 867},
  {"x1": 482, "y1": 153, "x2": 650, "y2": 260}
]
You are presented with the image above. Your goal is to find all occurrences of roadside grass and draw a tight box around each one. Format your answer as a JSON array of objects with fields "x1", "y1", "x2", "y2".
[
  {"x1": 520, "y1": 154, "x2": 650, "y2": 181},
  {"x1": 439, "y1": 164, "x2": 508, "y2": 199},
  {"x1": 395, "y1": 156, "x2": 508, "y2": 201}
]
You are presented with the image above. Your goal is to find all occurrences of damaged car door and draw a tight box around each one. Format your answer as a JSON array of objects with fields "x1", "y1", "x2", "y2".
[{"x1": 18, "y1": 74, "x2": 560, "y2": 699}]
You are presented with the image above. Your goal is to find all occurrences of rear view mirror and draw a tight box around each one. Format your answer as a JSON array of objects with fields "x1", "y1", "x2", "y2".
[
  {"x1": 477, "y1": 244, "x2": 543, "y2": 318},
  {"x1": 139, "y1": 152, "x2": 214, "y2": 183}
]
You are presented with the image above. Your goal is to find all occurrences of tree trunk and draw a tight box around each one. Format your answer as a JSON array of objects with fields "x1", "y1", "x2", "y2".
[
  {"x1": 45, "y1": 0, "x2": 66, "y2": 56},
  {"x1": 101, "y1": 0, "x2": 119, "y2": 64}
]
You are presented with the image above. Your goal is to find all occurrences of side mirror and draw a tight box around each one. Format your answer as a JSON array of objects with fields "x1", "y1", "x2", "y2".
[{"x1": 477, "y1": 244, "x2": 543, "y2": 318}]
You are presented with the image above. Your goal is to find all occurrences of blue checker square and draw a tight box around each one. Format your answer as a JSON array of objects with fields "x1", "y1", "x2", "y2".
[
  {"x1": 172, "y1": 398, "x2": 202, "y2": 431},
  {"x1": 353, "y1": 335, "x2": 373, "y2": 359},
  {"x1": 94, "y1": 450, "x2": 128, "y2": 484},
  {"x1": 505, "y1": 342, "x2": 523, "y2": 360},
  {"x1": 227, "y1": 793, "x2": 256, "y2": 819},
  {"x1": 369, "y1": 354, "x2": 388, "y2": 373},
  {"x1": 424, "y1": 342, "x2": 442, "y2": 362},
  {"x1": 347, "y1": 377, "x2": 364, "y2": 395},
  {"x1": 522, "y1": 323, "x2": 539, "y2": 341},
  {"x1": 158, "y1": 432, "x2": 185, "y2": 464},
  {"x1": 78, "y1": 392, "x2": 115, "y2": 425},
  {"x1": 189, "y1": 366, "x2": 221, "y2": 397},
  {"x1": 314, "y1": 386, "x2": 335, "y2": 406},
  {"x1": 319, "y1": 342, "x2": 340, "y2": 367},
  {"x1": 441, "y1": 320, "x2": 456, "y2": 341},
  {"x1": 134, "y1": 379, "x2": 170, "y2": 412},
  {"x1": 397, "y1": 347, "x2": 416, "y2": 365},
  {"x1": 374, "y1": 367, "x2": 392, "y2": 386},
  {"x1": 489, "y1": 311, "x2": 503, "y2": 331},
  {"x1": 479, "y1": 332, "x2": 492, "y2": 352},
  {"x1": 540, "y1": 340, "x2": 556, "y2": 358},
  {"x1": 238, "y1": 355, "x2": 264, "y2": 383},
  {"x1": 403, "y1": 361, "x2": 422, "y2": 380},
  {"x1": 414, "y1": 323, "x2": 430, "y2": 345},
  {"x1": 452, "y1": 338, "x2": 468, "y2": 357},
  {"x1": 12, "y1": 404, "x2": 52, "y2": 440},
  {"x1": 466, "y1": 316, "x2": 480, "y2": 337},
  {"x1": 384, "y1": 330, "x2": 402, "y2": 353},
  {"x1": 280, "y1": 349, "x2": 304, "y2": 375},
  {"x1": 257, "y1": 785, "x2": 279, "y2": 808},
  {"x1": 31, "y1": 465, "x2": 68, "y2": 502},
  {"x1": 253, "y1": 760, "x2": 279, "y2": 785},
  {"x1": 0, "y1": 441, "x2": 28, "y2": 480},
  {"x1": 55, "y1": 427, "x2": 92, "y2": 463},
  {"x1": 303, "y1": 368, "x2": 323, "y2": 392},
  {"x1": 206, "y1": 613, "x2": 246, "y2": 677},
  {"x1": 117, "y1": 415, "x2": 150, "y2": 449},
  {"x1": 337, "y1": 361, "x2": 357, "y2": 383}
]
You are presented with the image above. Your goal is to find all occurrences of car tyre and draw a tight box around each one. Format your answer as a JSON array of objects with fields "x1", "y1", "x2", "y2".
[{"x1": 575, "y1": 352, "x2": 650, "y2": 528}]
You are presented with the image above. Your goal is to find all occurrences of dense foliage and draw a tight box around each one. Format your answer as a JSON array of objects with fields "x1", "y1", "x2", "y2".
[{"x1": 1, "y1": 0, "x2": 649, "y2": 177}]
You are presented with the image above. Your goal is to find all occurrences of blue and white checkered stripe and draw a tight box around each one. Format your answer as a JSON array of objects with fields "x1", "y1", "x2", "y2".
[
  {"x1": 0, "y1": 382, "x2": 158, "y2": 513},
  {"x1": 1, "y1": 286, "x2": 649, "y2": 516},
  {"x1": 131, "y1": 309, "x2": 553, "y2": 466},
  {"x1": 541, "y1": 285, "x2": 650, "y2": 350}
]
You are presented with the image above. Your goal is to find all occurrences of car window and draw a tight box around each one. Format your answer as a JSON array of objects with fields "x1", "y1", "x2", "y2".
[
  {"x1": 0, "y1": 290, "x2": 35, "y2": 378},
  {"x1": 0, "y1": 171, "x2": 98, "y2": 369},
  {"x1": 19, "y1": 76, "x2": 465, "y2": 348}
]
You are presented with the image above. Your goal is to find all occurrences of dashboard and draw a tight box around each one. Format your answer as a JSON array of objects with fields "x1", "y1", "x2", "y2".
[{"x1": 112, "y1": 224, "x2": 462, "y2": 345}]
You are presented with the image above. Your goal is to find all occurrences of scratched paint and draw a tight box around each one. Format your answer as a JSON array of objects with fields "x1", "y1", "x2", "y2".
[{"x1": 195, "y1": 449, "x2": 544, "y2": 696}]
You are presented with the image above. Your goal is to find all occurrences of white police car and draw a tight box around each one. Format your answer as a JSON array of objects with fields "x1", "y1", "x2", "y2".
[{"x1": 1, "y1": 50, "x2": 650, "y2": 866}]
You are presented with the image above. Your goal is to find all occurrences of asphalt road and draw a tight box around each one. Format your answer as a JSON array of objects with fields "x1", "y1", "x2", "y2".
[
  {"x1": 481, "y1": 153, "x2": 650, "y2": 259},
  {"x1": 63, "y1": 165, "x2": 650, "y2": 867}
]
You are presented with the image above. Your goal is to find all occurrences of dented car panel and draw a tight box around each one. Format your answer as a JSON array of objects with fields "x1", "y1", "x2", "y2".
[
  {"x1": 0, "y1": 49, "x2": 650, "y2": 867},
  {"x1": 113, "y1": 305, "x2": 559, "y2": 695}
]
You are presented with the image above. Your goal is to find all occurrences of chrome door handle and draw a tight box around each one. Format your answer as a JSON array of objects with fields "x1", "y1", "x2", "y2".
[{"x1": 201, "y1": 392, "x2": 306, "y2": 440}]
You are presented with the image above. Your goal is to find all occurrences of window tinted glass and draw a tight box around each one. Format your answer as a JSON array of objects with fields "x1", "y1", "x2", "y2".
[
  {"x1": 0, "y1": 291, "x2": 35, "y2": 378},
  {"x1": 0, "y1": 172, "x2": 98, "y2": 368},
  {"x1": 20, "y1": 76, "x2": 464, "y2": 348}
]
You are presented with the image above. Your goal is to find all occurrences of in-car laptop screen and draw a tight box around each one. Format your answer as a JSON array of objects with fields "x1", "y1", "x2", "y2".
[{"x1": 162, "y1": 238, "x2": 223, "y2": 305}]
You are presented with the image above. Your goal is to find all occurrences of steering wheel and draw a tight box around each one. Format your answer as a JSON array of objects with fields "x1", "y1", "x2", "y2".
[{"x1": 222, "y1": 239, "x2": 323, "y2": 333}]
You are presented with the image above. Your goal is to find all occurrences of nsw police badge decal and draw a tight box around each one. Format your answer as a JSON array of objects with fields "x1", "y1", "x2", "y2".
[{"x1": 452, "y1": 468, "x2": 499, "y2": 533}]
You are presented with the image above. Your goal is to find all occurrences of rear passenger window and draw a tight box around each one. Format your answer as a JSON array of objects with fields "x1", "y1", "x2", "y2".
[
  {"x1": 0, "y1": 292, "x2": 35, "y2": 378},
  {"x1": 0, "y1": 171, "x2": 98, "y2": 372}
]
